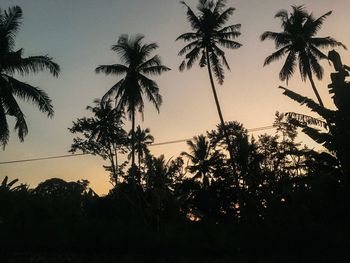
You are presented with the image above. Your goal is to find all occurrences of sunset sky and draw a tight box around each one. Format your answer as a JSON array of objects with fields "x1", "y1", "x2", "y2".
[{"x1": 1, "y1": 0, "x2": 349, "y2": 195}]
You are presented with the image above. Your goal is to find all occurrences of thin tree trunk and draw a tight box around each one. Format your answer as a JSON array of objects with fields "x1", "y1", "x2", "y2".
[
  {"x1": 131, "y1": 106, "x2": 136, "y2": 168},
  {"x1": 114, "y1": 147, "x2": 118, "y2": 184},
  {"x1": 205, "y1": 49, "x2": 238, "y2": 186},
  {"x1": 307, "y1": 72, "x2": 335, "y2": 133},
  {"x1": 307, "y1": 73, "x2": 324, "y2": 107},
  {"x1": 206, "y1": 49, "x2": 227, "y2": 130},
  {"x1": 108, "y1": 148, "x2": 117, "y2": 184},
  {"x1": 138, "y1": 151, "x2": 141, "y2": 172}
]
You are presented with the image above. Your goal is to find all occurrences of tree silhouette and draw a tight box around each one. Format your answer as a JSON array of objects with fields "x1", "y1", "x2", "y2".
[
  {"x1": 0, "y1": 176, "x2": 24, "y2": 193},
  {"x1": 95, "y1": 34, "x2": 170, "y2": 169},
  {"x1": 279, "y1": 50, "x2": 350, "y2": 175},
  {"x1": 176, "y1": 0, "x2": 241, "y2": 180},
  {"x1": 261, "y1": 5, "x2": 346, "y2": 107},
  {"x1": 0, "y1": 6, "x2": 60, "y2": 148},
  {"x1": 69, "y1": 99, "x2": 127, "y2": 184},
  {"x1": 182, "y1": 135, "x2": 221, "y2": 189},
  {"x1": 129, "y1": 125, "x2": 154, "y2": 172}
]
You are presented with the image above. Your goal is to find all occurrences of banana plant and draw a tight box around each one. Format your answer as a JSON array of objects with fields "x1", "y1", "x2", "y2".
[{"x1": 279, "y1": 50, "x2": 350, "y2": 175}]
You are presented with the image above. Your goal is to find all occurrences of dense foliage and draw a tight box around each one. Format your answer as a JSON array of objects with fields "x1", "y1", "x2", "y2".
[{"x1": 2, "y1": 113, "x2": 350, "y2": 261}]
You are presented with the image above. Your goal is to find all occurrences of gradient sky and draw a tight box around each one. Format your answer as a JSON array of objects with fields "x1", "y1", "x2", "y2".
[{"x1": 1, "y1": 0, "x2": 349, "y2": 195}]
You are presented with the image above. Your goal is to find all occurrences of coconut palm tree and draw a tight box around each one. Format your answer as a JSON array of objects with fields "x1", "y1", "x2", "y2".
[
  {"x1": 176, "y1": 0, "x2": 241, "y2": 175},
  {"x1": 181, "y1": 135, "x2": 221, "y2": 189},
  {"x1": 96, "y1": 34, "x2": 170, "y2": 168},
  {"x1": 261, "y1": 5, "x2": 346, "y2": 107},
  {"x1": 128, "y1": 125, "x2": 154, "y2": 171},
  {"x1": 0, "y1": 6, "x2": 60, "y2": 148}
]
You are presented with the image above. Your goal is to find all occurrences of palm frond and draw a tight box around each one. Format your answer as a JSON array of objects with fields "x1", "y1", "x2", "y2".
[
  {"x1": 185, "y1": 46, "x2": 201, "y2": 70},
  {"x1": 304, "y1": 11, "x2": 332, "y2": 35},
  {"x1": 212, "y1": 45, "x2": 230, "y2": 70},
  {"x1": 279, "y1": 50, "x2": 296, "y2": 82},
  {"x1": 216, "y1": 38, "x2": 241, "y2": 49},
  {"x1": 18, "y1": 56, "x2": 60, "y2": 77},
  {"x1": 178, "y1": 40, "x2": 199, "y2": 56},
  {"x1": 140, "y1": 65, "x2": 170, "y2": 76},
  {"x1": 311, "y1": 37, "x2": 347, "y2": 50},
  {"x1": 260, "y1": 31, "x2": 290, "y2": 48},
  {"x1": 274, "y1": 9, "x2": 288, "y2": 21},
  {"x1": 216, "y1": 30, "x2": 241, "y2": 40},
  {"x1": 210, "y1": 51, "x2": 224, "y2": 84},
  {"x1": 216, "y1": 7, "x2": 235, "y2": 28},
  {"x1": 180, "y1": 1, "x2": 201, "y2": 29},
  {"x1": 298, "y1": 50, "x2": 311, "y2": 81},
  {"x1": 95, "y1": 64, "x2": 128, "y2": 75},
  {"x1": 308, "y1": 50, "x2": 323, "y2": 80},
  {"x1": 218, "y1": 24, "x2": 241, "y2": 33},
  {"x1": 0, "y1": 104, "x2": 10, "y2": 148},
  {"x1": 199, "y1": 50, "x2": 207, "y2": 67},
  {"x1": 6, "y1": 75, "x2": 54, "y2": 117},
  {"x1": 176, "y1": 32, "x2": 198, "y2": 42},
  {"x1": 140, "y1": 42, "x2": 159, "y2": 61},
  {"x1": 2, "y1": 6, "x2": 22, "y2": 48},
  {"x1": 138, "y1": 74, "x2": 162, "y2": 112},
  {"x1": 213, "y1": 0, "x2": 227, "y2": 14},
  {"x1": 138, "y1": 55, "x2": 161, "y2": 70},
  {"x1": 102, "y1": 79, "x2": 124, "y2": 102},
  {"x1": 263, "y1": 46, "x2": 289, "y2": 66},
  {"x1": 179, "y1": 60, "x2": 186, "y2": 71},
  {"x1": 309, "y1": 46, "x2": 328, "y2": 60},
  {"x1": 1, "y1": 88, "x2": 28, "y2": 141}
]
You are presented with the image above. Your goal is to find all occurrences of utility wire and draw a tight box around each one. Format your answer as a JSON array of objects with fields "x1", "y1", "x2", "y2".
[
  {"x1": 0, "y1": 125, "x2": 275, "y2": 165},
  {"x1": 149, "y1": 125, "x2": 275, "y2": 147},
  {"x1": 0, "y1": 153, "x2": 86, "y2": 165}
]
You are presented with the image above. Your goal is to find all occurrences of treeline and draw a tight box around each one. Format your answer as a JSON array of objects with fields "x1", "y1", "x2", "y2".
[{"x1": 1, "y1": 115, "x2": 350, "y2": 261}]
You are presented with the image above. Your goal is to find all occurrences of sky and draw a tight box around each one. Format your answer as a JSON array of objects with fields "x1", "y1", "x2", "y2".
[{"x1": 1, "y1": 0, "x2": 349, "y2": 195}]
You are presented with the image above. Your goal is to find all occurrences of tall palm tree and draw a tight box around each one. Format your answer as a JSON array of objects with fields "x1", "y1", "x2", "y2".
[
  {"x1": 0, "y1": 6, "x2": 60, "y2": 148},
  {"x1": 181, "y1": 135, "x2": 221, "y2": 189},
  {"x1": 129, "y1": 125, "x2": 154, "y2": 171},
  {"x1": 96, "y1": 34, "x2": 170, "y2": 168},
  {"x1": 176, "y1": 0, "x2": 241, "y2": 174},
  {"x1": 261, "y1": 5, "x2": 346, "y2": 107}
]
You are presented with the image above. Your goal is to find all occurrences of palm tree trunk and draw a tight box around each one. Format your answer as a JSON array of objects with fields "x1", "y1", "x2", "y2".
[
  {"x1": 138, "y1": 151, "x2": 141, "y2": 172},
  {"x1": 131, "y1": 106, "x2": 136, "y2": 168},
  {"x1": 108, "y1": 148, "x2": 117, "y2": 184},
  {"x1": 206, "y1": 49, "x2": 226, "y2": 129},
  {"x1": 307, "y1": 72, "x2": 324, "y2": 107},
  {"x1": 307, "y1": 72, "x2": 335, "y2": 133},
  {"x1": 205, "y1": 49, "x2": 238, "y2": 186},
  {"x1": 114, "y1": 147, "x2": 118, "y2": 184}
]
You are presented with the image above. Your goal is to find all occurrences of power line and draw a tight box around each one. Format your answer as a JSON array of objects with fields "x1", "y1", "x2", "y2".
[
  {"x1": 150, "y1": 139, "x2": 188, "y2": 146},
  {"x1": 0, "y1": 125, "x2": 275, "y2": 165},
  {"x1": 0, "y1": 153, "x2": 86, "y2": 165},
  {"x1": 247, "y1": 125, "x2": 275, "y2": 132},
  {"x1": 149, "y1": 125, "x2": 275, "y2": 147}
]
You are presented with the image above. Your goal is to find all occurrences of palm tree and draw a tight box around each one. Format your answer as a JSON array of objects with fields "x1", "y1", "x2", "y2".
[
  {"x1": 176, "y1": 0, "x2": 241, "y2": 174},
  {"x1": 181, "y1": 135, "x2": 221, "y2": 189},
  {"x1": 0, "y1": 6, "x2": 60, "y2": 148},
  {"x1": 96, "y1": 34, "x2": 170, "y2": 168},
  {"x1": 261, "y1": 5, "x2": 346, "y2": 107},
  {"x1": 129, "y1": 125, "x2": 154, "y2": 171}
]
